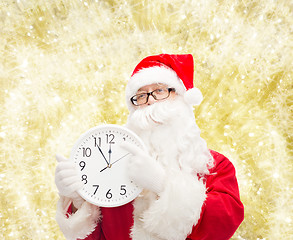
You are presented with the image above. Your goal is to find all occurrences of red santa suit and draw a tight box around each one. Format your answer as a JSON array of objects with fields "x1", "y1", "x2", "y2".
[
  {"x1": 56, "y1": 150, "x2": 244, "y2": 240},
  {"x1": 56, "y1": 54, "x2": 244, "y2": 239}
]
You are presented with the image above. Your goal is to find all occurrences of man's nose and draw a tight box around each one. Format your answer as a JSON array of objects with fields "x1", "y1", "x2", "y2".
[{"x1": 147, "y1": 94, "x2": 156, "y2": 105}]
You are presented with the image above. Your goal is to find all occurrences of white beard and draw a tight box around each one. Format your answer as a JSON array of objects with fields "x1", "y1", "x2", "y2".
[{"x1": 126, "y1": 97, "x2": 214, "y2": 175}]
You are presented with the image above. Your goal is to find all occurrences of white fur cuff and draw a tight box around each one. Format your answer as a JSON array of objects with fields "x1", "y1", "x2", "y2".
[
  {"x1": 140, "y1": 172, "x2": 206, "y2": 240},
  {"x1": 56, "y1": 196, "x2": 101, "y2": 240}
]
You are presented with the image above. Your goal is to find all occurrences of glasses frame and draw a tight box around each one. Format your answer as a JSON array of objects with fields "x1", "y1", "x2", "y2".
[{"x1": 130, "y1": 87, "x2": 175, "y2": 106}]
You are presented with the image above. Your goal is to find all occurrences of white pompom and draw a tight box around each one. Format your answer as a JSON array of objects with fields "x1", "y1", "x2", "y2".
[{"x1": 184, "y1": 88, "x2": 203, "y2": 106}]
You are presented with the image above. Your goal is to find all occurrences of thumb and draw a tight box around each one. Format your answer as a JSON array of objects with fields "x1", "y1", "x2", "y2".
[
  {"x1": 55, "y1": 154, "x2": 68, "y2": 163},
  {"x1": 120, "y1": 142, "x2": 142, "y2": 156}
]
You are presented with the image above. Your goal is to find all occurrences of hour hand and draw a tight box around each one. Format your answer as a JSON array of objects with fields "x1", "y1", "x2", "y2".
[{"x1": 100, "y1": 165, "x2": 108, "y2": 172}]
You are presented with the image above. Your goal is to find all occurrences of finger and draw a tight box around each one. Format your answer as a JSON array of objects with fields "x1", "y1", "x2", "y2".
[
  {"x1": 57, "y1": 168, "x2": 79, "y2": 179},
  {"x1": 67, "y1": 181, "x2": 83, "y2": 192},
  {"x1": 120, "y1": 142, "x2": 141, "y2": 155},
  {"x1": 126, "y1": 155, "x2": 142, "y2": 174},
  {"x1": 56, "y1": 154, "x2": 68, "y2": 163},
  {"x1": 126, "y1": 155, "x2": 135, "y2": 169},
  {"x1": 62, "y1": 188, "x2": 80, "y2": 198},
  {"x1": 62, "y1": 176, "x2": 83, "y2": 189},
  {"x1": 55, "y1": 161, "x2": 76, "y2": 174},
  {"x1": 126, "y1": 161, "x2": 136, "y2": 181}
]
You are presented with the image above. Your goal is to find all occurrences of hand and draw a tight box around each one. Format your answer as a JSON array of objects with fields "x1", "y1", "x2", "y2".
[
  {"x1": 100, "y1": 153, "x2": 130, "y2": 172},
  {"x1": 97, "y1": 145, "x2": 109, "y2": 166},
  {"x1": 120, "y1": 142, "x2": 166, "y2": 194},
  {"x1": 108, "y1": 143, "x2": 112, "y2": 165},
  {"x1": 55, "y1": 154, "x2": 84, "y2": 208}
]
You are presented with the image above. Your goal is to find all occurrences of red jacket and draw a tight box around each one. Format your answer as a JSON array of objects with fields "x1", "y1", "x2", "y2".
[{"x1": 67, "y1": 150, "x2": 244, "y2": 240}]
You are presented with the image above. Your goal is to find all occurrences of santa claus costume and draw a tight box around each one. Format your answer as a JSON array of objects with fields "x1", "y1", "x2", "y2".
[{"x1": 56, "y1": 54, "x2": 244, "y2": 240}]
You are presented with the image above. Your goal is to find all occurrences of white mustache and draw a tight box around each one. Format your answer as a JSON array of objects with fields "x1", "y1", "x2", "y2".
[{"x1": 129, "y1": 100, "x2": 178, "y2": 130}]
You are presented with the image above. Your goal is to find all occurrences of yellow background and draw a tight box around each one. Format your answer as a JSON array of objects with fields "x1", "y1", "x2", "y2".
[{"x1": 0, "y1": 0, "x2": 292, "y2": 239}]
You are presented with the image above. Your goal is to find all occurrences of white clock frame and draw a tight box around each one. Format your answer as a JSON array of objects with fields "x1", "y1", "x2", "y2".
[{"x1": 70, "y1": 124, "x2": 145, "y2": 207}]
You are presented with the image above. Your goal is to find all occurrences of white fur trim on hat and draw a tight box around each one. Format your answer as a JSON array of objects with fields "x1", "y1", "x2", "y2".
[
  {"x1": 184, "y1": 87, "x2": 203, "y2": 106},
  {"x1": 127, "y1": 66, "x2": 186, "y2": 95}
]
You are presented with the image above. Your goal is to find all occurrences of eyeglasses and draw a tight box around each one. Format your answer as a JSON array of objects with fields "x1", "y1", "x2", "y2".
[{"x1": 130, "y1": 87, "x2": 175, "y2": 106}]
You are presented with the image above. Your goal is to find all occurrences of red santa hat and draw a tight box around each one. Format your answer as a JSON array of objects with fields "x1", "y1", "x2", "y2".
[{"x1": 125, "y1": 53, "x2": 203, "y2": 111}]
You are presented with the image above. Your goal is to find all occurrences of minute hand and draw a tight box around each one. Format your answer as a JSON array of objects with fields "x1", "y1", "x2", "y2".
[
  {"x1": 97, "y1": 145, "x2": 109, "y2": 166},
  {"x1": 100, "y1": 153, "x2": 130, "y2": 173}
]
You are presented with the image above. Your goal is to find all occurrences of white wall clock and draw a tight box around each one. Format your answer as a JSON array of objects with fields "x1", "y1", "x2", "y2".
[{"x1": 70, "y1": 124, "x2": 145, "y2": 207}]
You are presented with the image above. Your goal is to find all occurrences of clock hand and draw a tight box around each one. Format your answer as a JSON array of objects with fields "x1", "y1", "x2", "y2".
[
  {"x1": 97, "y1": 145, "x2": 109, "y2": 166},
  {"x1": 111, "y1": 153, "x2": 130, "y2": 165},
  {"x1": 99, "y1": 153, "x2": 130, "y2": 172},
  {"x1": 100, "y1": 165, "x2": 108, "y2": 173},
  {"x1": 108, "y1": 143, "x2": 112, "y2": 165}
]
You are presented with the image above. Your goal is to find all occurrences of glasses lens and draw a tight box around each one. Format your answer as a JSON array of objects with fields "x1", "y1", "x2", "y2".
[
  {"x1": 132, "y1": 93, "x2": 148, "y2": 105},
  {"x1": 152, "y1": 88, "x2": 169, "y2": 100}
]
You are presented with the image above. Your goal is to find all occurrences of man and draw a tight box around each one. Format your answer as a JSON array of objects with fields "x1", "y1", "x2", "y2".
[{"x1": 55, "y1": 54, "x2": 244, "y2": 240}]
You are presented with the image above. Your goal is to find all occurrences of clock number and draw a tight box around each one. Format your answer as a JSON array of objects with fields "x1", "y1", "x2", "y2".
[
  {"x1": 106, "y1": 189, "x2": 112, "y2": 199},
  {"x1": 106, "y1": 134, "x2": 115, "y2": 144},
  {"x1": 93, "y1": 185, "x2": 99, "y2": 195},
  {"x1": 79, "y1": 161, "x2": 86, "y2": 171},
  {"x1": 120, "y1": 185, "x2": 127, "y2": 195},
  {"x1": 93, "y1": 137, "x2": 101, "y2": 148},
  {"x1": 81, "y1": 174, "x2": 88, "y2": 184},
  {"x1": 83, "y1": 147, "x2": 91, "y2": 157}
]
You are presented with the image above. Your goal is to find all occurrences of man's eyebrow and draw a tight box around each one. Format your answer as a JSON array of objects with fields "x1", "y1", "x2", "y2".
[{"x1": 136, "y1": 90, "x2": 147, "y2": 94}]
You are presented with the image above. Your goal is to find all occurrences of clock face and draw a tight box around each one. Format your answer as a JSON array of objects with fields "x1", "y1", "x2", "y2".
[{"x1": 70, "y1": 124, "x2": 145, "y2": 207}]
